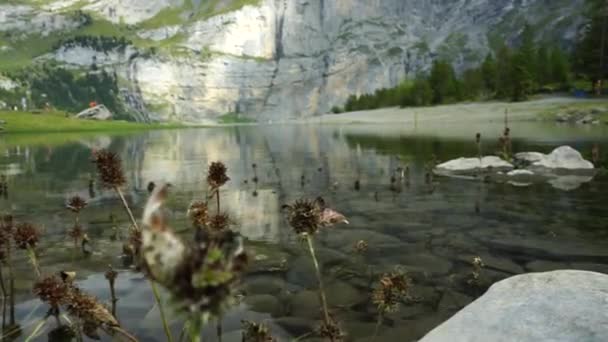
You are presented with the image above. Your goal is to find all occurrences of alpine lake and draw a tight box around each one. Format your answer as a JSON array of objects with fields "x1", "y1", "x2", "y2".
[{"x1": 1, "y1": 120, "x2": 607, "y2": 341}]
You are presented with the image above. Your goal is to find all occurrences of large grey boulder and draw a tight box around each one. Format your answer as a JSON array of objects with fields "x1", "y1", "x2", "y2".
[
  {"x1": 75, "y1": 105, "x2": 113, "y2": 121},
  {"x1": 420, "y1": 270, "x2": 608, "y2": 342},
  {"x1": 515, "y1": 146, "x2": 594, "y2": 172}
]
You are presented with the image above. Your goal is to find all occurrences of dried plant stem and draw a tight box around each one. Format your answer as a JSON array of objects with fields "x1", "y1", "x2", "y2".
[
  {"x1": 150, "y1": 281, "x2": 173, "y2": 342},
  {"x1": 114, "y1": 187, "x2": 139, "y2": 231},
  {"x1": 216, "y1": 189, "x2": 221, "y2": 214},
  {"x1": 109, "y1": 281, "x2": 118, "y2": 318},
  {"x1": 216, "y1": 321, "x2": 222, "y2": 342},
  {"x1": 371, "y1": 313, "x2": 383, "y2": 342},
  {"x1": 7, "y1": 245, "x2": 15, "y2": 325},
  {"x1": 26, "y1": 246, "x2": 41, "y2": 278},
  {"x1": 0, "y1": 264, "x2": 6, "y2": 326},
  {"x1": 114, "y1": 187, "x2": 168, "y2": 342},
  {"x1": 104, "y1": 326, "x2": 139, "y2": 342},
  {"x1": 305, "y1": 235, "x2": 332, "y2": 336}
]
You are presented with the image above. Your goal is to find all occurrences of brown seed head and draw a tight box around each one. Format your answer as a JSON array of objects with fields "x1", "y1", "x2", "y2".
[
  {"x1": 242, "y1": 320, "x2": 276, "y2": 342},
  {"x1": 207, "y1": 213, "x2": 233, "y2": 231},
  {"x1": 105, "y1": 265, "x2": 118, "y2": 283},
  {"x1": 318, "y1": 317, "x2": 345, "y2": 342},
  {"x1": 66, "y1": 196, "x2": 88, "y2": 213},
  {"x1": 187, "y1": 201, "x2": 209, "y2": 227},
  {"x1": 283, "y1": 198, "x2": 322, "y2": 235},
  {"x1": 33, "y1": 275, "x2": 70, "y2": 308},
  {"x1": 68, "y1": 223, "x2": 84, "y2": 241},
  {"x1": 92, "y1": 150, "x2": 126, "y2": 188},
  {"x1": 354, "y1": 240, "x2": 368, "y2": 254},
  {"x1": 207, "y1": 162, "x2": 230, "y2": 188},
  {"x1": 372, "y1": 271, "x2": 412, "y2": 314},
  {"x1": 13, "y1": 222, "x2": 40, "y2": 249},
  {"x1": 66, "y1": 288, "x2": 118, "y2": 327},
  {"x1": 475, "y1": 133, "x2": 481, "y2": 144}
]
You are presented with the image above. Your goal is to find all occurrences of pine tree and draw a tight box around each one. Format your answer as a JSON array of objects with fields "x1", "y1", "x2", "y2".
[
  {"x1": 536, "y1": 45, "x2": 552, "y2": 86},
  {"x1": 481, "y1": 53, "x2": 498, "y2": 93},
  {"x1": 574, "y1": 0, "x2": 608, "y2": 87},
  {"x1": 429, "y1": 60, "x2": 459, "y2": 104}
]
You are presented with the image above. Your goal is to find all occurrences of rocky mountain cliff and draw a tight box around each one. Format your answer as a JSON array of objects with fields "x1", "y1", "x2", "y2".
[{"x1": 0, "y1": 0, "x2": 585, "y2": 123}]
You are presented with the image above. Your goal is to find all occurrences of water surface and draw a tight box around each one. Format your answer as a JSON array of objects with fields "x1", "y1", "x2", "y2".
[{"x1": 1, "y1": 122, "x2": 607, "y2": 341}]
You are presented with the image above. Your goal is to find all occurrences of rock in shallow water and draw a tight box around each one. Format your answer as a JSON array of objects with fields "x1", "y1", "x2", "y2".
[
  {"x1": 435, "y1": 156, "x2": 514, "y2": 174},
  {"x1": 420, "y1": 270, "x2": 608, "y2": 342},
  {"x1": 515, "y1": 146, "x2": 594, "y2": 171}
]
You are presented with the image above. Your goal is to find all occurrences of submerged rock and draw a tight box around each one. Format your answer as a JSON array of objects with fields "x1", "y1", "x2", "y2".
[
  {"x1": 76, "y1": 105, "x2": 113, "y2": 121},
  {"x1": 435, "y1": 156, "x2": 514, "y2": 174},
  {"x1": 420, "y1": 270, "x2": 608, "y2": 342}
]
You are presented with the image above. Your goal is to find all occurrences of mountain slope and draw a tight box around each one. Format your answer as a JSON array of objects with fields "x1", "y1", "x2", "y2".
[{"x1": 0, "y1": 0, "x2": 586, "y2": 123}]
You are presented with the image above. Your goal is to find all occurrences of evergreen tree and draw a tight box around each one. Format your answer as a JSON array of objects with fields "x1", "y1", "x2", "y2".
[
  {"x1": 495, "y1": 44, "x2": 514, "y2": 98},
  {"x1": 429, "y1": 60, "x2": 460, "y2": 104},
  {"x1": 518, "y1": 23, "x2": 538, "y2": 88},
  {"x1": 536, "y1": 45, "x2": 552, "y2": 86},
  {"x1": 550, "y1": 47, "x2": 570, "y2": 85},
  {"x1": 481, "y1": 53, "x2": 498, "y2": 93},
  {"x1": 574, "y1": 0, "x2": 608, "y2": 85}
]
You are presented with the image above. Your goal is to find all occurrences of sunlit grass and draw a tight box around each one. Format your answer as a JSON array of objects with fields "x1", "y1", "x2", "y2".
[{"x1": 0, "y1": 110, "x2": 184, "y2": 133}]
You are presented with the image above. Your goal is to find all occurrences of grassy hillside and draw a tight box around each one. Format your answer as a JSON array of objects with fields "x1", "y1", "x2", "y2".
[{"x1": 0, "y1": 111, "x2": 182, "y2": 133}]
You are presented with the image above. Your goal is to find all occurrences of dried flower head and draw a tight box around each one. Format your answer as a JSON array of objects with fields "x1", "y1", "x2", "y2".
[
  {"x1": 475, "y1": 133, "x2": 481, "y2": 144},
  {"x1": 66, "y1": 196, "x2": 88, "y2": 213},
  {"x1": 242, "y1": 320, "x2": 276, "y2": 342},
  {"x1": 141, "y1": 184, "x2": 248, "y2": 318},
  {"x1": 92, "y1": 150, "x2": 126, "y2": 188},
  {"x1": 283, "y1": 197, "x2": 348, "y2": 235},
  {"x1": 318, "y1": 317, "x2": 345, "y2": 342},
  {"x1": 13, "y1": 222, "x2": 40, "y2": 249},
  {"x1": 68, "y1": 223, "x2": 83, "y2": 242},
  {"x1": 105, "y1": 265, "x2": 117, "y2": 284},
  {"x1": 372, "y1": 271, "x2": 412, "y2": 314},
  {"x1": 33, "y1": 275, "x2": 70, "y2": 308},
  {"x1": 66, "y1": 288, "x2": 118, "y2": 338},
  {"x1": 354, "y1": 240, "x2": 368, "y2": 254},
  {"x1": 282, "y1": 198, "x2": 322, "y2": 235},
  {"x1": 187, "y1": 201, "x2": 209, "y2": 227},
  {"x1": 207, "y1": 213, "x2": 233, "y2": 231},
  {"x1": 207, "y1": 162, "x2": 230, "y2": 188}
]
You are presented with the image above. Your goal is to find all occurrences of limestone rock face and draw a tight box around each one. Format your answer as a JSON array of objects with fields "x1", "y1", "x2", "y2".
[
  {"x1": 1, "y1": 0, "x2": 586, "y2": 122},
  {"x1": 420, "y1": 271, "x2": 608, "y2": 342}
]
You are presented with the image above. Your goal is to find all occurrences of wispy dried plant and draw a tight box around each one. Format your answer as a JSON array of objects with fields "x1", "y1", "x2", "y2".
[
  {"x1": 242, "y1": 320, "x2": 276, "y2": 342},
  {"x1": 467, "y1": 256, "x2": 484, "y2": 285},
  {"x1": 105, "y1": 265, "x2": 118, "y2": 317},
  {"x1": 371, "y1": 270, "x2": 413, "y2": 341},
  {"x1": 283, "y1": 197, "x2": 348, "y2": 342},
  {"x1": 141, "y1": 183, "x2": 248, "y2": 342}
]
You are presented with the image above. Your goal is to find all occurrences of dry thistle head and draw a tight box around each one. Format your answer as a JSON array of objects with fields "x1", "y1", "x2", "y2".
[
  {"x1": 207, "y1": 161, "x2": 230, "y2": 188},
  {"x1": 207, "y1": 213, "x2": 233, "y2": 231},
  {"x1": 66, "y1": 196, "x2": 88, "y2": 213},
  {"x1": 68, "y1": 223, "x2": 84, "y2": 241},
  {"x1": 187, "y1": 201, "x2": 209, "y2": 227},
  {"x1": 283, "y1": 197, "x2": 348, "y2": 235},
  {"x1": 33, "y1": 275, "x2": 70, "y2": 308},
  {"x1": 105, "y1": 265, "x2": 117, "y2": 283},
  {"x1": 92, "y1": 150, "x2": 126, "y2": 188},
  {"x1": 354, "y1": 240, "x2": 368, "y2": 254},
  {"x1": 242, "y1": 320, "x2": 276, "y2": 342},
  {"x1": 475, "y1": 133, "x2": 481, "y2": 144},
  {"x1": 318, "y1": 317, "x2": 345, "y2": 342},
  {"x1": 372, "y1": 271, "x2": 412, "y2": 314},
  {"x1": 13, "y1": 222, "x2": 40, "y2": 250},
  {"x1": 66, "y1": 288, "x2": 118, "y2": 329}
]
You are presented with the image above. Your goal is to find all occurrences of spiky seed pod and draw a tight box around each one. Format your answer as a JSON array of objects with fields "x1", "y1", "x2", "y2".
[
  {"x1": 33, "y1": 275, "x2": 70, "y2": 308},
  {"x1": 187, "y1": 201, "x2": 209, "y2": 227},
  {"x1": 13, "y1": 222, "x2": 39, "y2": 249},
  {"x1": 66, "y1": 196, "x2": 88, "y2": 213},
  {"x1": 318, "y1": 317, "x2": 345, "y2": 342},
  {"x1": 372, "y1": 271, "x2": 412, "y2": 314},
  {"x1": 207, "y1": 162, "x2": 230, "y2": 188},
  {"x1": 207, "y1": 213, "x2": 233, "y2": 231},
  {"x1": 242, "y1": 321, "x2": 276, "y2": 342},
  {"x1": 354, "y1": 240, "x2": 368, "y2": 254},
  {"x1": 66, "y1": 288, "x2": 119, "y2": 329},
  {"x1": 282, "y1": 198, "x2": 322, "y2": 235},
  {"x1": 92, "y1": 150, "x2": 126, "y2": 188},
  {"x1": 68, "y1": 223, "x2": 83, "y2": 242}
]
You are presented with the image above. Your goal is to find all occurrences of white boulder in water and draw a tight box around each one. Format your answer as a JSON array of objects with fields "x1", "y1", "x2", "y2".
[
  {"x1": 75, "y1": 105, "x2": 113, "y2": 121},
  {"x1": 420, "y1": 270, "x2": 608, "y2": 342},
  {"x1": 435, "y1": 156, "x2": 514, "y2": 174},
  {"x1": 515, "y1": 146, "x2": 594, "y2": 171}
]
